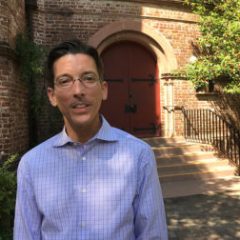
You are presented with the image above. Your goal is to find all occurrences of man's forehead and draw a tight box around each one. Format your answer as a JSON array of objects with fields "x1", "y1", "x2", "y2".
[
  {"x1": 53, "y1": 53, "x2": 98, "y2": 73},
  {"x1": 54, "y1": 53, "x2": 96, "y2": 64}
]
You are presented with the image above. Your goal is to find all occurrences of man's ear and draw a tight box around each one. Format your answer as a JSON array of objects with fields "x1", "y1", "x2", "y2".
[
  {"x1": 102, "y1": 81, "x2": 108, "y2": 101},
  {"x1": 47, "y1": 87, "x2": 57, "y2": 107}
]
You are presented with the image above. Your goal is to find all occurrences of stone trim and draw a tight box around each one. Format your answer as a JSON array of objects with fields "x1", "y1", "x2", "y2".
[
  {"x1": 88, "y1": 20, "x2": 178, "y2": 73},
  {"x1": 104, "y1": 0, "x2": 185, "y2": 6},
  {"x1": 0, "y1": 42, "x2": 16, "y2": 61},
  {"x1": 29, "y1": 1, "x2": 197, "y2": 24},
  {"x1": 35, "y1": 10, "x2": 197, "y2": 24}
]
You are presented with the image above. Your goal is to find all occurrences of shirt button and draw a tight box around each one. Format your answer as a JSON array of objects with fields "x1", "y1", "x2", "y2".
[
  {"x1": 82, "y1": 156, "x2": 86, "y2": 161},
  {"x1": 81, "y1": 188, "x2": 87, "y2": 193},
  {"x1": 80, "y1": 222, "x2": 86, "y2": 228}
]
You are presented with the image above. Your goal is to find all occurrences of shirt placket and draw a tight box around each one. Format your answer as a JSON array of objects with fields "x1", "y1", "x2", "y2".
[{"x1": 74, "y1": 142, "x2": 91, "y2": 239}]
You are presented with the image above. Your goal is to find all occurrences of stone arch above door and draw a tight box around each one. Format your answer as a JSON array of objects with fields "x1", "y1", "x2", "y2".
[{"x1": 88, "y1": 20, "x2": 178, "y2": 74}]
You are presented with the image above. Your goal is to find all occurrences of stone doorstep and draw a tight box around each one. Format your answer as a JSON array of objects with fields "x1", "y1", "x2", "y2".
[
  {"x1": 161, "y1": 176, "x2": 240, "y2": 198},
  {"x1": 143, "y1": 136, "x2": 186, "y2": 145},
  {"x1": 158, "y1": 158, "x2": 234, "y2": 175},
  {"x1": 159, "y1": 167, "x2": 236, "y2": 183},
  {"x1": 156, "y1": 154, "x2": 220, "y2": 165},
  {"x1": 156, "y1": 151, "x2": 218, "y2": 165},
  {"x1": 153, "y1": 144, "x2": 215, "y2": 157}
]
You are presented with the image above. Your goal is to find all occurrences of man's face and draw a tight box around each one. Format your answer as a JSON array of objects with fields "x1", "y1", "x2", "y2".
[{"x1": 47, "y1": 53, "x2": 108, "y2": 139}]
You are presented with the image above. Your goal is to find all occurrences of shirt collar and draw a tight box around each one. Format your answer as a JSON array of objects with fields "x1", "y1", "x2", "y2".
[
  {"x1": 53, "y1": 116, "x2": 118, "y2": 147},
  {"x1": 94, "y1": 116, "x2": 119, "y2": 142}
]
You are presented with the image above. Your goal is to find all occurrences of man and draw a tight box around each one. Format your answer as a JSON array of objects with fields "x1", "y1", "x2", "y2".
[{"x1": 14, "y1": 39, "x2": 168, "y2": 239}]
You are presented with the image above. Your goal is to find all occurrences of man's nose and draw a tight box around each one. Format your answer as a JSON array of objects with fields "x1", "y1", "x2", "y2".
[{"x1": 72, "y1": 79, "x2": 85, "y2": 95}]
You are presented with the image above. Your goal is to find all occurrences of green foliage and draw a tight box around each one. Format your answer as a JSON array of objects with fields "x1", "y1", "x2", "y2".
[
  {"x1": 15, "y1": 34, "x2": 63, "y2": 144},
  {"x1": 0, "y1": 154, "x2": 19, "y2": 240},
  {"x1": 183, "y1": 0, "x2": 240, "y2": 93},
  {"x1": 15, "y1": 34, "x2": 47, "y2": 114},
  {"x1": 16, "y1": 34, "x2": 46, "y2": 83},
  {"x1": 15, "y1": 34, "x2": 48, "y2": 146}
]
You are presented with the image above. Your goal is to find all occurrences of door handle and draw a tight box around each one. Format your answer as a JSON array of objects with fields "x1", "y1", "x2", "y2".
[
  {"x1": 125, "y1": 104, "x2": 137, "y2": 113},
  {"x1": 131, "y1": 104, "x2": 137, "y2": 113}
]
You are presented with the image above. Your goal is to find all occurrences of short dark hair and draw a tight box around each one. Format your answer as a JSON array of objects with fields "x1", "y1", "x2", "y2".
[{"x1": 46, "y1": 39, "x2": 103, "y2": 87}]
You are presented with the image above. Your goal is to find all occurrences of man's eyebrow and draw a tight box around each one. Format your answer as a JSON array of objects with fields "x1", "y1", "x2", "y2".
[
  {"x1": 55, "y1": 71, "x2": 98, "y2": 80},
  {"x1": 82, "y1": 71, "x2": 98, "y2": 75},
  {"x1": 55, "y1": 73, "x2": 71, "y2": 79}
]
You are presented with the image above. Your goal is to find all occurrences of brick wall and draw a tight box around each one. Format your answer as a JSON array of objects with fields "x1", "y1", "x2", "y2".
[
  {"x1": 32, "y1": 0, "x2": 198, "y2": 52},
  {"x1": 0, "y1": 1, "x2": 8, "y2": 43},
  {"x1": 0, "y1": 0, "x2": 28, "y2": 158},
  {"x1": 0, "y1": 56, "x2": 29, "y2": 157}
]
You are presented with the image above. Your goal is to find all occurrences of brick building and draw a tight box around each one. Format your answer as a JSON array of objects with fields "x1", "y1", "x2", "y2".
[
  {"x1": 0, "y1": 0, "x2": 28, "y2": 159},
  {"x1": 0, "y1": 0, "x2": 226, "y2": 157}
]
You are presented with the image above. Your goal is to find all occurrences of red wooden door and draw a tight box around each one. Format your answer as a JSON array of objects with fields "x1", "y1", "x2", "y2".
[{"x1": 100, "y1": 41, "x2": 160, "y2": 137}]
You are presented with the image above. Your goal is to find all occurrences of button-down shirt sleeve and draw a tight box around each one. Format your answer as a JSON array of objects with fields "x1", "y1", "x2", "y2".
[
  {"x1": 14, "y1": 157, "x2": 42, "y2": 240},
  {"x1": 133, "y1": 146, "x2": 168, "y2": 240}
]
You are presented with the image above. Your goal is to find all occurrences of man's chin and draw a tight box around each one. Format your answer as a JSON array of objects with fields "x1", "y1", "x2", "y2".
[{"x1": 68, "y1": 115, "x2": 100, "y2": 129}]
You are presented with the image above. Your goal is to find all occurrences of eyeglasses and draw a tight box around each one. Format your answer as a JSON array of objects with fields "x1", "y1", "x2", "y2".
[{"x1": 55, "y1": 73, "x2": 100, "y2": 89}]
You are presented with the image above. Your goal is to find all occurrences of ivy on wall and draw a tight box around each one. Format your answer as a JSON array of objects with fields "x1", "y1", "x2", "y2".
[
  {"x1": 16, "y1": 34, "x2": 47, "y2": 113},
  {"x1": 15, "y1": 34, "x2": 47, "y2": 146},
  {"x1": 15, "y1": 34, "x2": 64, "y2": 144}
]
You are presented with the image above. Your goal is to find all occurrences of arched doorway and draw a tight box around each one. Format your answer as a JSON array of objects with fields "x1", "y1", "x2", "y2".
[{"x1": 100, "y1": 41, "x2": 161, "y2": 137}]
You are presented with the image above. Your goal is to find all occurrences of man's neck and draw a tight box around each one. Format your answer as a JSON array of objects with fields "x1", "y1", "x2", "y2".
[{"x1": 65, "y1": 118, "x2": 102, "y2": 143}]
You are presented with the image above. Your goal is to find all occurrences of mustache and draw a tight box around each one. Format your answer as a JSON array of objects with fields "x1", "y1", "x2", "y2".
[{"x1": 70, "y1": 100, "x2": 91, "y2": 108}]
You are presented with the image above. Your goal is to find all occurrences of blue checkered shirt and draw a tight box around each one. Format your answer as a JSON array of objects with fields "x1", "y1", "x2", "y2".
[{"x1": 14, "y1": 117, "x2": 168, "y2": 240}]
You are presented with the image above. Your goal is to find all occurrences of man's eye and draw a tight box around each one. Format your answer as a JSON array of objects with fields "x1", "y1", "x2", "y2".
[
  {"x1": 58, "y1": 77, "x2": 72, "y2": 85},
  {"x1": 83, "y1": 75, "x2": 96, "y2": 82}
]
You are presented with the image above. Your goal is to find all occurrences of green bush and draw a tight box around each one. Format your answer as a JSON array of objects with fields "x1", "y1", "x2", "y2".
[
  {"x1": 0, "y1": 154, "x2": 18, "y2": 240},
  {"x1": 182, "y1": 0, "x2": 240, "y2": 93}
]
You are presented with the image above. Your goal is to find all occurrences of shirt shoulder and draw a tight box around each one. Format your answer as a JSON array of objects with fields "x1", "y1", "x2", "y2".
[
  {"x1": 20, "y1": 132, "x2": 62, "y2": 164},
  {"x1": 110, "y1": 127, "x2": 152, "y2": 152}
]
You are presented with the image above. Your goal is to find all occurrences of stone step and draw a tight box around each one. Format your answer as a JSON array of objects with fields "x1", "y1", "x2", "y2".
[
  {"x1": 153, "y1": 144, "x2": 213, "y2": 157},
  {"x1": 143, "y1": 137, "x2": 185, "y2": 145},
  {"x1": 158, "y1": 158, "x2": 232, "y2": 176},
  {"x1": 156, "y1": 152, "x2": 217, "y2": 166},
  {"x1": 161, "y1": 176, "x2": 240, "y2": 198},
  {"x1": 159, "y1": 166, "x2": 235, "y2": 183},
  {"x1": 144, "y1": 137, "x2": 239, "y2": 197}
]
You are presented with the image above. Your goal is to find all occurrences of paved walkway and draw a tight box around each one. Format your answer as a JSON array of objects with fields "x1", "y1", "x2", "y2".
[{"x1": 164, "y1": 182, "x2": 240, "y2": 239}]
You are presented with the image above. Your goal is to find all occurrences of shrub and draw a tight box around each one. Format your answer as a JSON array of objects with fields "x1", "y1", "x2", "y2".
[
  {"x1": 182, "y1": 0, "x2": 240, "y2": 93},
  {"x1": 0, "y1": 154, "x2": 18, "y2": 240}
]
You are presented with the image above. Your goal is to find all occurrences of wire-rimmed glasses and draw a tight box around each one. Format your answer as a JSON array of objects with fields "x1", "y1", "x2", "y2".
[{"x1": 55, "y1": 73, "x2": 100, "y2": 89}]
